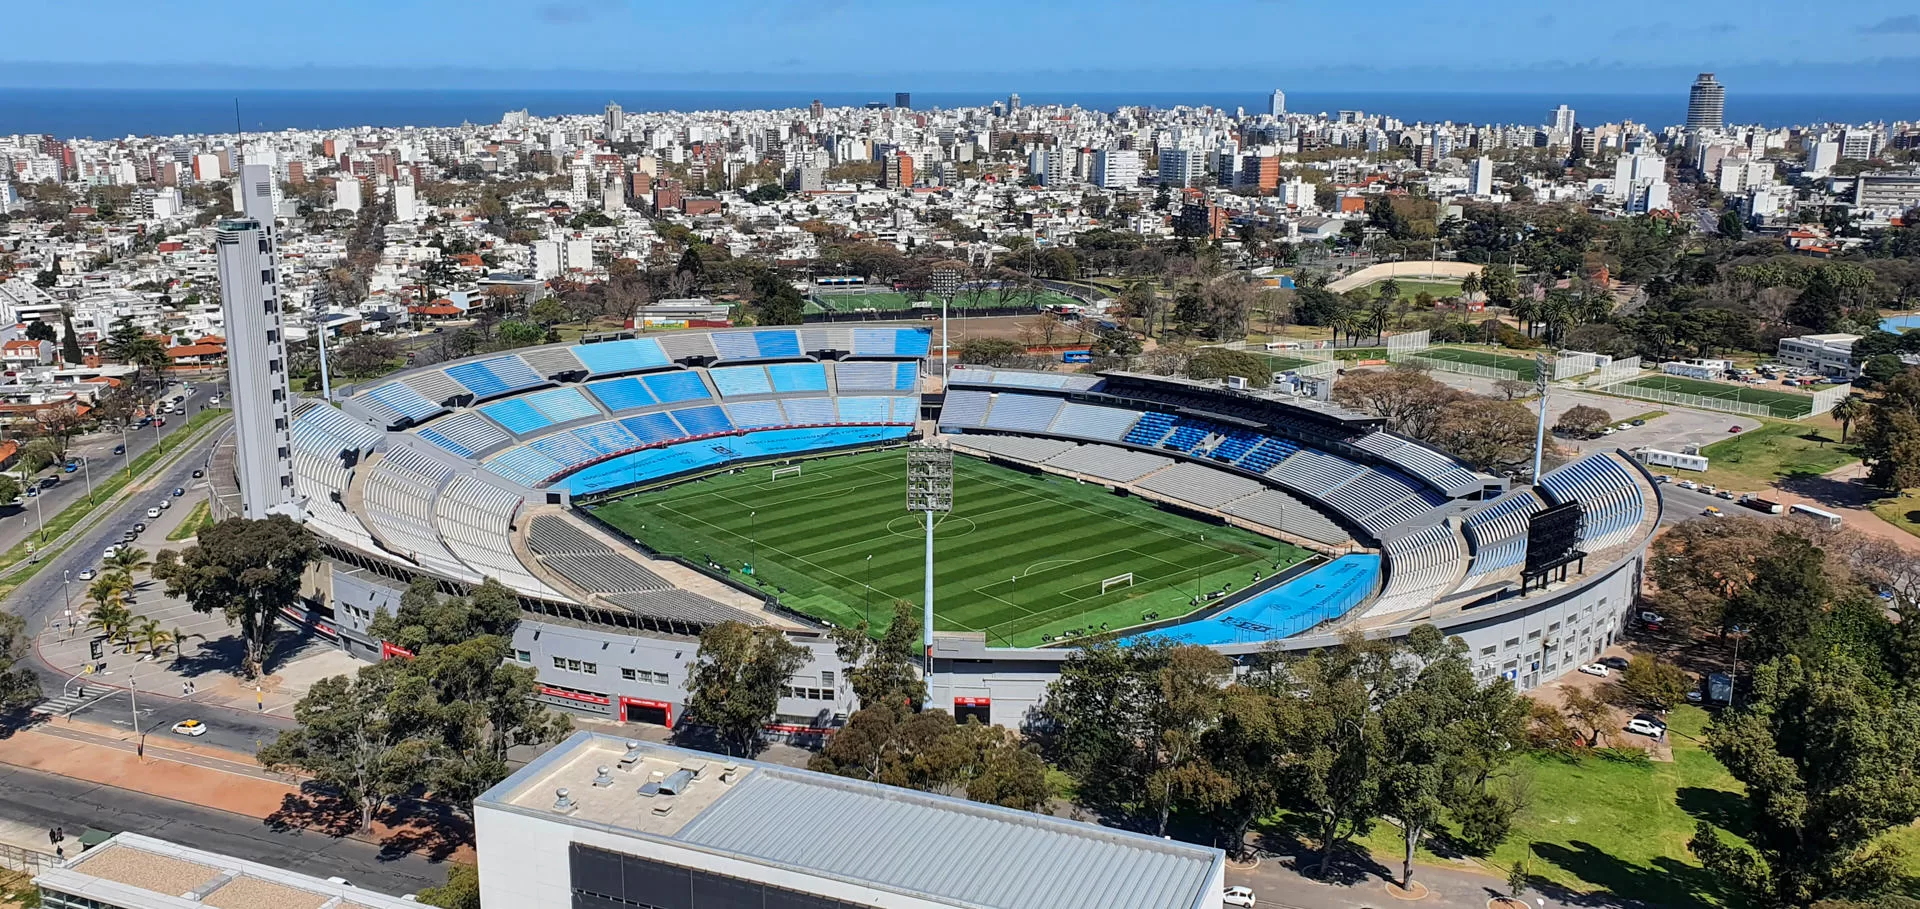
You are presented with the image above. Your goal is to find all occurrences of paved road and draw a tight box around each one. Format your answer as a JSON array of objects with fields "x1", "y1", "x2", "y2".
[
  {"x1": 0, "y1": 379, "x2": 224, "y2": 560},
  {"x1": 0, "y1": 762, "x2": 445, "y2": 896}
]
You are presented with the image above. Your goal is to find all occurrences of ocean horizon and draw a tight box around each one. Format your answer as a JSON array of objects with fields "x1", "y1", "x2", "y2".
[{"x1": 2, "y1": 88, "x2": 1918, "y2": 139}]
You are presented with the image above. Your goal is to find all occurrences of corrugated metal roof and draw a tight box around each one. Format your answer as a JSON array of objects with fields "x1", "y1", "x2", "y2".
[{"x1": 674, "y1": 769, "x2": 1217, "y2": 909}]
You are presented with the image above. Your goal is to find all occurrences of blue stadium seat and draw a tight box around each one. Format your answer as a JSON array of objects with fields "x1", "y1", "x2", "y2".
[
  {"x1": 619, "y1": 412, "x2": 684, "y2": 445},
  {"x1": 671, "y1": 405, "x2": 734, "y2": 436},
  {"x1": 753, "y1": 330, "x2": 801, "y2": 358},
  {"x1": 570, "y1": 338, "x2": 671, "y2": 375},
  {"x1": 480, "y1": 398, "x2": 554, "y2": 435},
  {"x1": 766, "y1": 363, "x2": 829, "y2": 393},
  {"x1": 586, "y1": 377, "x2": 656, "y2": 412},
  {"x1": 708, "y1": 366, "x2": 775, "y2": 398},
  {"x1": 642, "y1": 371, "x2": 711, "y2": 404}
]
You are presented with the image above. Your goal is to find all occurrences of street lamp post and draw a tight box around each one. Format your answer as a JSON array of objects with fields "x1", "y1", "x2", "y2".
[
  {"x1": 78, "y1": 456, "x2": 92, "y2": 504},
  {"x1": 62, "y1": 569, "x2": 72, "y2": 637},
  {"x1": 120, "y1": 422, "x2": 131, "y2": 479}
]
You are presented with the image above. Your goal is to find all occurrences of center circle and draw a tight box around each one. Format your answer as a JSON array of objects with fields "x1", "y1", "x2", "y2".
[{"x1": 885, "y1": 515, "x2": 976, "y2": 539}]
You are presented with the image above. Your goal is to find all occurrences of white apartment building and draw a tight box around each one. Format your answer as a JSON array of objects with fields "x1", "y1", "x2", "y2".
[
  {"x1": 215, "y1": 163, "x2": 296, "y2": 518},
  {"x1": 1777, "y1": 333, "x2": 1862, "y2": 378},
  {"x1": 1092, "y1": 149, "x2": 1140, "y2": 189},
  {"x1": 1157, "y1": 147, "x2": 1203, "y2": 187}
]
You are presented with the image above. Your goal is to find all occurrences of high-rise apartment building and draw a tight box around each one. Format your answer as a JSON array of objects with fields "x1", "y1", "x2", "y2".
[
  {"x1": 604, "y1": 102, "x2": 624, "y2": 139},
  {"x1": 1687, "y1": 73, "x2": 1725, "y2": 130},
  {"x1": 1157, "y1": 148, "x2": 1203, "y2": 187},
  {"x1": 894, "y1": 92, "x2": 911, "y2": 109},
  {"x1": 1550, "y1": 105, "x2": 1575, "y2": 144},
  {"x1": 1469, "y1": 156, "x2": 1496, "y2": 196},
  {"x1": 1092, "y1": 149, "x2": 1140, "y2": 189},
  {"x1": 1269, "y1": 89, "x2": 1286, "y2": 117},
  {"x1": 216, "y1": 163, "x2": 295, "y2": 519},
  {"x1": 883, "y1": 151, "x2": 914, "y2": 188}
]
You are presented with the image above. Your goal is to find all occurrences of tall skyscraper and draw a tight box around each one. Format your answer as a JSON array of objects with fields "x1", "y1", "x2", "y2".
[
  {"x1": 603, "y1": 102, "x2": 624, "y2": 139},
  {"x1": 1007, "y1": 92, "x2": 1021, "y2": 111},
  {"x1": 216, "y1": 163, "x2": 295, "y2": 519},
  {"x1": 809, "y1": 98, "x2": 824, "y2": 119},
  {"x1": 1687, "y1": 73, "x2": 1725, "y2": 130},
  {"x1": 894, "y1": 92, "x2": 911, "y2": 109},
  {"x1": 1551, "y1": 105, "x2": 1575, "y2": 141},
  {"x1": 1269, "y1": 89, "x2": 1286, "y2": 117}
]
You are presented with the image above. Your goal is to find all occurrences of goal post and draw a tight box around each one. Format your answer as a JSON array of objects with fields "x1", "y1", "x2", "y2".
[
  {"x1": 1100, "y1": 572, "x2": 1135, "y2": 594},
  {"x1": 770, "y1": 465, "x2": 803, "y2": 481}
]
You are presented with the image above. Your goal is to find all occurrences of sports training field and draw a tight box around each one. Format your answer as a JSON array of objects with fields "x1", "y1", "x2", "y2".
[
  {"x1": 591, "y1": 450, "x2": 1308, "y2": 646},
  {"x1": 1406, "y1": 346, "x2": 1543, "y2": 379},
  {"x1": 814, "y1": 289, "x2": 1085, "y2": 312},
  {"x1": 1619, "y1": 375, "x2": 1813, "y2": 418}
]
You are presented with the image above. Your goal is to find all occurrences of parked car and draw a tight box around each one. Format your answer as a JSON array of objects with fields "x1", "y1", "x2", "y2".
[
  {"x1": 1728, "y1": 425, "x2": 1743, "y2": 433},
  {"x1": 160, "y1": 498, "x2": 172, "y2": 509},
  {"x1": 145, "y1": 507, "x2": 162, "y2": 519},
  {"x1": 76, "y1": 568, "x2": 95, "y2": 581},
  {"x1": 1626, "y1": 717, "x2": 1666, "y2": 739},
  {"x1": 1716, "y1": 489, "x2": 1735, "y2": 499},
  {"x1": 62, "y1": 462, "x2": 77, "y2": 473},
  {"x1": 132, "y1": 522, "x2": 146, "y2": 533},
  {"x1": 1578, "y1": 663, "x2": 1610, "y2": 678},
  {"x1": 101, "y1": 546, "x2": 118, "y2": 560},
  {"x1": 1599, "y1": 656, "x2": 1631, "y2": 671},
  {"x1": 1640, "y1": 611, "x2": 1667, "y2": 625},
  {"x1": 120, "y1": 530, "x2": 137, "y2": 543},
  {"x1": 112, "y1": 444, "x2": 125, "y2": 455},
  {"x1": 1631, "y1": 419, "x2": 1647, "y2": 426},
  {"x1": 1677, "y1": 479, "x2": 1698, "y2": 490},
  {"x1": 208, "y1": 395, "x2": 222, "y2": 405},
  {"x1": 172, "y1": 487, "x2": 185, "y2": 497},
  {"x1": 191, "y1": 469, "x2": 205, "y2": 478},
  {"x1": 1223, "y1": 886, "x2": 1257, "y2": 908},
  {"x1": 171, "y1": 719, "x2": 207, "y2": 737},
  {"x1": 40, "y1": 477, "x2": 58, "y2": 488}
]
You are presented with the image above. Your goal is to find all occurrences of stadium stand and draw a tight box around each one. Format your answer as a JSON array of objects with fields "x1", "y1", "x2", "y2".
[
  {"x1": 480, "y1": 397, "x2": 558, "y2": 436},
  {"x1": 402, "y1": 370, "x2": 470, "y2": 405},
  {"x1": 766, "y1": 362, "x2": 830, "y2": 393},
  {"x1": 603, "y1": 590, "x2": 769, "y2": 627},
  {"x1": 982, "y1": 393, "x2": 1065, "y2": 433},
  {"x1": 529, "y1": 432, "x2": 603, "y2": 471},
  {"x1": 417, "y1": 411, "x2": 513, "y2": 459},
  {"x1": 1220, "y1": 489, "x2": 1352, "y2": 546},
  {"x1": 357, "y1": 381, "x2": 446, "y2": 426},
  {"x1": 1266, "y1": 449, "x2": 1367, "y2": 496},
  {"x1": 571, "y1": 338, "x2": 672, "y2": 376},
  {"x1": 520, "y1": 345, "x2": 587, "y2": 379},
  {"x1": 362, "y1": 446, "x2": 473, "y2": 581},
  {"x1": 522, "y1": 386, "x2": 603, "y2": 424},
  {"x1": 1045, "y1": 402, "x2": 1142, "y2": 442},
  {"x1": 1365, "y1": 522, "x2": 1467, "y2": 618},
  {"x1": 725, "y1": 400, "x2": 788, "y2": 429},
  {"x1": 779, "y1": 397, "x2": 837, "y2": 426},
  {"x1": 670, "y1": 405, "x2": 734, "y2": 436},
  {"x1": 571, "y1": 421, "x2": 642, "y2": 457},
  {"x1": 890, "y1": 396, "x2": 919, "y2": 422},
  {"x1": 526, "y1": 514, "x2": 672, "y2": 594},
  {"x1": 939, "y1": 390, "x2": 992, "y2": 429},
  {"x1": 834, "y1": 361, "x2": 902, "y2": 392},
  {"x1": 1123, "y1": 412, "x2": 1176, "y2": 447},
  {"x1": 618, "y1": 412, "x2": 683, "y2": 445},
  {"x1": 585, "y1": 376, "x2": 656, "y2": 413},
  {"x1": 1537, "y1": 453, "x2": 1651, "y2": 552},
  {"x1": 1354, "y1": 431, "x2": 1483, "y2": 496},
  {"x1": 290, "y1": 402, "x2": 382, "y2": 549},
  {"x1": 485, "y1": 445, "x2": 570, "y2": 487},
  {"x1": 1137, "y1": 462, "x2": 1266, "y2": 510},
  {"x1": 950, "y1": 434, "x2": 1079, "y2": 463},
  {"x1": 1043, "y1": 444, "x2": 1173, "y2": 484},
  {"x1": 1456, "y1": 489, "x2": 1545, "y2": 590},
  {"x1": 445, "y1": 355, "x2": 546, "y2": 400},
  {"x1": 436, "y1": 476, "x2": 561, "y2": 598},
  {"x1": 708, "y1": 366, "x2": 775, "y2": 398},
  {"x1": 835, "y1": 397, "x2": 891, "y2": 423},
  {"x1": 641, "y1": 371, "x2": 714, "y2": 405},
  {"x1": 657, "y1": 332, "x2": 719, "y2": 361},
  {"x1": 712, "y1": 329, "x2": 803, "y2": 362}
]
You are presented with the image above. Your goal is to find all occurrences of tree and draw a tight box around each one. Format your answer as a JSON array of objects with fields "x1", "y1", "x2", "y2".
[
  {"x1": 1186, "y1": 347, "x2": 1271, "y2": 388},
  {"x1": 1861, "y1": 368, "x2": 1920, "y2": 488},
  {"x1": 682, "y1": 622, "x2": 811, "y2": 756},
  {"x1": 1830, "y1": 394, "x2": 1866, "y2": 443},
  {"x1": 258, "y1": 661, "x2": 432, "y2": 832},
  {"x1": 332, "y1": 335, "x2": 402, "y2": 381},
  {"x1": 1554, "y1": 403, "x2": 1613, "y2": 438},
  {"x1": 957, "y1": 338, "x2": 1027, "y2": 367},
  {"x1": 25, "y1": 321, "x2": 55, "y2": 343},
  {"x1": 1508, "y1": 861, "x2": 1531, "y2": 900},
  {"x1": 1330, "y1": 368, "x2": 1464, "y2": 440},
  {"x1": 0, "y1": 612, "x2": 39, "y2": 709},
  {"x1": 1481, "y1": 264, "x2": 1520, "y2": 309},
  {"x1": 749, "y1": 271, "x2": 807, "y2": 326},
  {"x1": 1559, "y1": 686, "x2": 1615, "y2": 748},
  {"x1": 528, "y1": 297, "x2": 571, "y2": 326},
  {"x1": 1691, "y1": 650, "x2": 1920, "y2": 906},
  {"x1": 60, "y1": 314, "x2": 83, "y2": 365},
  {"x1": 1196, "y1": 672, "x2": 1301, "y2": 858},
  {"x1": 370, "y1": 577, "x2": 520, "y2": 654},
  {"x1": 809, "y1": 704, "x2": 1049, "y2": 811},
  {"x1": 31, "y1": 403, "x2": 89, "y2": 464},
  {"x1": 131, "y1": 617, "x2": 175, "y2": 656},
  {"x1": 1718, "y1": 210, "x2": 1747, "y2": 241},
  {"x1": 104, "y1": 547, "x2": 151, "y2": 576},
  {"x1": 1725, "y1": 533, "x2": 1834, "y2": 665},
  {"x1": 0, "y1": 475, "x2": 19, "y2": 506},
  {"x1": 1142, "y1": 645, "x2": 1234, "y2": 836},
  {"x1": 1284, "y1": 633, "x2": 1393, "y2": 878},
  {"x1": 830, "y1": 599, "x2": 924, "y2": 711},
  {"x1": 1429, "y1": 399, "x2": 1536, "y2": 475},
  {"x1": 416, "y1": 864, "x2": 481, "y2": 909},
  {"x1": 1648, "y1": 516, "x2": 1778, "y2": 634},
  {"x1": 1608, "y1": 655, "x2": 1692, "y2": 712},
  {"x1": 152, "y1": 516, "x2": 318, "y2": 678}
]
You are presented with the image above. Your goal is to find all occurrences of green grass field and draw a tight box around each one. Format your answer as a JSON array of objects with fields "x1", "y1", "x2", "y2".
[
  {"x1": 1351, "y1": 278, "x2": 1464, "y2": 302},
  {"x1": 590, "y1": 450, "x2": 1306, "y2": 646},
  {"x1": 1408, "y1": 345, "x2": 1543, "y2": 379},
  {"x1": 1620, "y1": 375, "x2": 1814, "y2": 418},
  {"x1": 815, "y1": 289, "x2": 1085, "y2": 312},
  {"x1": 1694, "y1": 419, "x2": 1859, "y2": 488}
]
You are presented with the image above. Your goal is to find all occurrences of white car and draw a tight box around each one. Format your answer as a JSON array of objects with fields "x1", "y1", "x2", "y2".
[
  {"x1": 76, "y1": 568, "x2": 96, "y2": 581},
  {"x1": 1626, "y1": 717, "x2": 1665, "y2": 739},
  {"x1": 1677, "y1": 479, "x2": 1698, "y2": 490},
  {"x1": 1578, "y1": 663, "x2": 1610, "y2": 678},
  {"x1": 146, "y1": 507, "x2": 162, "y2": 519},
  {"x1": 1223, "y1": 886, "x2": 1256, "y2": 908},
  {"x1": 171, "y1": 719, "x2": 207, "y2": 737},
  {"x1": 209, "y1": 395, "x2": 222, "y2": 405}
]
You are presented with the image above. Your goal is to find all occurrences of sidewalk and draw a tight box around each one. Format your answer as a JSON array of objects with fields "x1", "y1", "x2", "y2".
[{"x1": 0, "y1": 722, "x2": 473, "y2": 863}]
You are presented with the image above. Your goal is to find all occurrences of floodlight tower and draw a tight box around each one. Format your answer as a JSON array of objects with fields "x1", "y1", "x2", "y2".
[
  {"x1": 931, "y1": 268, "x2": 960, "y2": 383},
  {"x1": 906, "y1": 444, "x2": 953, "y2": 677},
  {"x1": 1531, "y1": 352, "x2": 1552, "y2": 481}
]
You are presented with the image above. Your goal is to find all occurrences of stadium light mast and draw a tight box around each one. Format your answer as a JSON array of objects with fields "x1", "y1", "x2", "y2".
[
  {"x1": 1531, "y1": 352, "x2": 1551, "y2": 481},
  {"x1": 932, "y1": 268, "x2": 961, "y2": 385},
  {"x1": 906, "y1": 444, "x2": 953, "y2": 680}
]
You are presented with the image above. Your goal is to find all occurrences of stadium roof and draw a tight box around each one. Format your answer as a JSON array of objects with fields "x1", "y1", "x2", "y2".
[{"x1": 480, "y1": 731, "x2": 1224, "y2": 909}]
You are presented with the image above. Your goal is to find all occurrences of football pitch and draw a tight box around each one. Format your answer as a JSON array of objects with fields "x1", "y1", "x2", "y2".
[
  {"x1": 1410, "y1": 346, "x2": 1543, "y2": 379},
  {"x1": 590, "y1": 450, "x2": 1308, "y2": 646},
  {"x1": 814, "y1": 289, "x2": 1085, "y2": 312},
  {"x1": 1619, "y1": 375, "x2": 1813, "y2": 418}
]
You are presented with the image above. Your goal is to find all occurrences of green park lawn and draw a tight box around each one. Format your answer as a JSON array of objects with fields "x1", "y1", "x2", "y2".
[
  {"x1": 1351, "y1": 278, "x2": 1465, "y2": 301},
  {"x1": 591, "y1": 450, "x2": 1307, "y2": 645},
  {"x1": 1407, "y1": 345, "x2": 1544, "y2": 379},
  {"x1": 1692, "y1": 419, "x2": 1860, "y2": 489}
]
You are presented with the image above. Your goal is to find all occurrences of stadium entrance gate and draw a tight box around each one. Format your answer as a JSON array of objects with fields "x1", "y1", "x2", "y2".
[
  {"x1": 621, "y1": 696, "x2": 675, "y2": 728},
  {"x1": 953, "y1": 695, "x2": 991, "y2": 725}
]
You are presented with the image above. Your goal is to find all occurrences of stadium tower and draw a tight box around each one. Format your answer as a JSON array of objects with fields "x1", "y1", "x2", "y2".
[{"x1": 216, "y1": 162, "x2": 297, "y2": 518}]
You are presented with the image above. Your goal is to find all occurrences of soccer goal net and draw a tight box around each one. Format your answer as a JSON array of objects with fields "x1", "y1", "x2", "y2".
[
  {"x1": 770, "y1": 465, "x2": 804, "y2": 481},
  {"x1": 1100, "y1": 573, "x2": 1135, "y2": 594}
]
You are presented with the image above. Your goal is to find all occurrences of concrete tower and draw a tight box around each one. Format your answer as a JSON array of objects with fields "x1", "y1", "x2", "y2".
[
  {"x1": 216, "y1": 163, "x2": 296, "y2": 519},
  {"x1": 1687, "y1": 73, "x2": 1725, "y2": 130}
]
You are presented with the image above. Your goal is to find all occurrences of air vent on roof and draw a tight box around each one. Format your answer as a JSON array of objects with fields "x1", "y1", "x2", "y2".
[
  {"x1": 678, "y1": 760, "x2": 709, "y2": 780},
  {"x1": 651, "y1": 801, "x2": 674, "y2": 817},
  {"x1": 591, "y1": 765, "x2": 615, "y2": 788},
  {"x1": 658, "y1": 769, "x2": 696, "y2": 795},
  {"x1": 616, "y1": 742, "x2": 644, "y2": 770},
  {"x1": 552, "y1": 787, "x2": 577, "y2": 814}
]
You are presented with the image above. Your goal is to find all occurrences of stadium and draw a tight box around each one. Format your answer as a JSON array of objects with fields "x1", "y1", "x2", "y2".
[{"x1": 226, "y1": 323, "x2": 1664, "y2": 731}]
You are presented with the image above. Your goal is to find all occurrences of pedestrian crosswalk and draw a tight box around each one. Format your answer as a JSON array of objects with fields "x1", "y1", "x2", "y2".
[{"x1": 31, "y1": 688, "x2": 106, "y2": 718}]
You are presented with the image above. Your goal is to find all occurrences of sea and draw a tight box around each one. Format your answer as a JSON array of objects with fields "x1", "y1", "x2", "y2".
[{"x1": 3, "y1": 88, "x2": 1919, "y2": 139}]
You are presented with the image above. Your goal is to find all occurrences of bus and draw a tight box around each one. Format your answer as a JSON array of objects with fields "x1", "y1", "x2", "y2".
[{"x1": 1788, "y1": 503, "x2": 1843, "y2": 529}]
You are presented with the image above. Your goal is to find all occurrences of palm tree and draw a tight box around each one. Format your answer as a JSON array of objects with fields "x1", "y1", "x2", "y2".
[
  {"x1": 84, "y1": 599, "x2": 133, "y2": 645},
  {"x1": 1830, "y1": 394, "x2": 1866, "y2": 443},
  {"x1": 131, "y1": 617, "x2": 175, "y2": 657},
  {"x1": 104, "y1": 547, "x2": 151, "y2": 576}
]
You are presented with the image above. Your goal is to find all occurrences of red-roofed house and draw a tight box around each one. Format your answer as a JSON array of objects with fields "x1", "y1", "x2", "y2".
[
  {"x1": 166, "y1": 340, "x2": 226, "y2": 364},
  {"x1": 1, "y1": 339, "x2": 53, "y2": 369}
]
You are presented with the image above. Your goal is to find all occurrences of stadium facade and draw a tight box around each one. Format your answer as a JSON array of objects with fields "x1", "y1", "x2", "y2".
[{"x1": 216, "y1": 323, "x2": 1662, "y2": 732}]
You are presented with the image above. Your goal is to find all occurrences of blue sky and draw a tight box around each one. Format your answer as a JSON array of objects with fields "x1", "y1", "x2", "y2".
[{"x1": 4, "y1": 0, "x2": 1920, "y2": 91}]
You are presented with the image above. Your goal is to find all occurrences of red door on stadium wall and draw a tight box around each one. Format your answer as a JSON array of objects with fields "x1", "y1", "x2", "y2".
[
  {"x1": 954, "y1": 696, "x2": 991, "y2": 725},
  {"x1": 622, "y1": 697, "x2": 674, "y2": 728}
]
